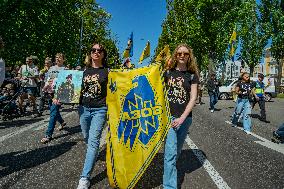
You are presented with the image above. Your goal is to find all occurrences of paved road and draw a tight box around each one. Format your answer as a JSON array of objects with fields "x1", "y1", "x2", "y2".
[{"x1": 0, "y1": 98, "x2": 283, "y2": 189}]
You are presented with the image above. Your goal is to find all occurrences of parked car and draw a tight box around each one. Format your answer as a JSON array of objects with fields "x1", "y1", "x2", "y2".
[{"x1": 218, "y1": 77, "x2": 276, "y2": 101}]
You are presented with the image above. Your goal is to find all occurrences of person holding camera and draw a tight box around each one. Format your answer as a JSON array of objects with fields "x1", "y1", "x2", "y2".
[
  {"x1": 231, "y1": 72, "x2": 257, "y2": 134},
  {"x1": 17, "y1": 56, "x2": 39, "y2": 115}
]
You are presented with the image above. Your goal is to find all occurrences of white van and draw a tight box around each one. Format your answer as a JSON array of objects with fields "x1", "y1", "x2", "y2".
[{"x1": 218, "y1": 77, "x2": 276, "y2": 101}]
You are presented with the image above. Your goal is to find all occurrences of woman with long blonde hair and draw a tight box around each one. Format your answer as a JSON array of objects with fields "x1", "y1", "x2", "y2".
[{"x1": 163, "y1": 43, "x2": 199, "y2": 188}]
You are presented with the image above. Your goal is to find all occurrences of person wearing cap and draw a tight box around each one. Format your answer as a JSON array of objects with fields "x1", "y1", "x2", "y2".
[{"x1": 252, "y1": 73, "x2": 270, "y2": 123}]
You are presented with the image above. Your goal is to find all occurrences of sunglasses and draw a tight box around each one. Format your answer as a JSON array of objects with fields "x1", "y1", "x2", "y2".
[
  {"x1": 90, "y1": 48, "x2": 102, "y2": 54},
  {"x1": 177, "y1": 52, "x2": 190, "y2": 57}
]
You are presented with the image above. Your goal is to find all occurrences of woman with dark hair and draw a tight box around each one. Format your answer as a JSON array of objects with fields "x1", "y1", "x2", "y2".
[
  {"x1": 76, "y1": 42, "x2": 108, "y2": 189},
  {"x1": 163, "y1": 43, "x2": 199, "y2": 189},
  {"x1": 231, "y1": 72, "x2": 257, "y2": 134}
]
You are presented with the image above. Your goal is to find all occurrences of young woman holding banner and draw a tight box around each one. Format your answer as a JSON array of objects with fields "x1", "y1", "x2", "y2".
[
  {"x1": 163, "y1": 44, "x2": 199, "y2": 189},
  {"x1": 76, "y1": 42, "x2": 109, "y2": 189}
]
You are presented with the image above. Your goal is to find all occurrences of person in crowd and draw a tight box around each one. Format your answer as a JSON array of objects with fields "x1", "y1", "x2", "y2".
[
  {"x1": 231, "y1": 72, "x2": 257, "y2": 134},
  {"x1": 252, "y1": 73, "x2": 270, "y2": 123},
  {"x1": 272, "y1": 123, "x2": 284, "y2": 143},
  {"x1": 37, "y1": 57, "x2": 52, "y2": 116},
  {"x1": 163, "y1": 43, "x2": 198, "y2": 189},
  {"x1": 40, "y1": 53, "x2": 67, "y2": 143},
  {"x1": 122, "y1": 58, "x2": 134, "y2": 69},
  {"x1": 207, "y1": 73, "x2": 220, "y2": 113},
  {"x1": 196, "y1": 77, "x2": 204, "y2": 105},
  {"x1": 76, "y1": 42, "x2": 109, "y2": 189},
  {"x1": 17, "y1": 56, "x2": 39, "y2": 115}
]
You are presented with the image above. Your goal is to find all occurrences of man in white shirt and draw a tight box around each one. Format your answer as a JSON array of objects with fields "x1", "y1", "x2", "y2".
[{"x1": 17, "y1": 56, "x2": 39, "y2": 115}]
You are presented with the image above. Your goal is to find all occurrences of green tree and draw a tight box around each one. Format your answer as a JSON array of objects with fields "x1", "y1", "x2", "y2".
[
  {"x1": 237, "y1": 0, "x2": 269, "y2": 76},
  {"x1": 0, "y1": 0, "x2": 119, "y2": 68},
  {"x1": 261, "y1": 0, "x2": 284, "y2": 92},
  {"x1": 155, "y1": 0, "x2": 242, "y2": 74}
]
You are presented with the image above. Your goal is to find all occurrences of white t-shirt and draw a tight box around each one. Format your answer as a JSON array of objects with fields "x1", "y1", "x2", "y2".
[
  {"x1": 18, "y1": 64, "x2": 39, "y2": 87},
  {"x1": 48, "y1": 65, "x2": 65, "y2": 79},
  {"x1": 0, "y1": 58, "x2": 5, "y2": 87}
]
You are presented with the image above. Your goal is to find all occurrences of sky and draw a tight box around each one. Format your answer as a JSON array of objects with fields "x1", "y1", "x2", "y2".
[{"x1": 96, "y1": 0, "x2": 167, "y2": 67}]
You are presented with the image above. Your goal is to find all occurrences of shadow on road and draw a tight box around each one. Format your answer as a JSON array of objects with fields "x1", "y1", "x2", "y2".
[
  {"x1": 52, "y1": 125, "x2": 82, "y2": 140},
  {"x1": 0, "y1": 141, "x2": 77, "y2": 179},
  {"x1": 135, "y1": 149, "x2": 206, "y2": 189},
  {"x1": 0, "y1": 117, "x2": 44, "y2": 129}
]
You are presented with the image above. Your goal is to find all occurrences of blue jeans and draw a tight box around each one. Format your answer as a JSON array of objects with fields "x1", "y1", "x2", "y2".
[
  {"x1": 276, "y1": 123, "x2": 284, "y2": 138},
  {"x1": 80, "y1": 106, "x2": 107, "y2": 179},
  {"x1": 45, "y1": 100, "x2": 64, "y2": 137},
  {"x1": 232, "y1": 98, "x2": 252, "y2": 131},
  {"x1": 209, "y1": 93, "x2": 218, "y2": 110},
  {"x1": 163, "y1": 116, "x2": 192, "y2": 189}
]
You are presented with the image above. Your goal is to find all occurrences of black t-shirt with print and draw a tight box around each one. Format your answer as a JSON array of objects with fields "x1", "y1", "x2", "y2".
[
  {"x1": 164, "y1": 69, "x2": 199, "y2": 118},
  {"x1": 237, "y1": 81, "x2": 254, "y2": 99},
  {"x1": 80, "y1": 67, "x2": 108, "y2": 108}
]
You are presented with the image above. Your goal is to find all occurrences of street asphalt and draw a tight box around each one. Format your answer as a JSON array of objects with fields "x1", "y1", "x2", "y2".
[{"x1": 0, "y1": 97, "x2": 283, "y2": 189}]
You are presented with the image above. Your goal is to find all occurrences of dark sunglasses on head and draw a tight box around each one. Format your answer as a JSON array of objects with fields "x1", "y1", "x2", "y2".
[
  {"x1": 177, "y1": 52, "x2": 190, "y2": 57},
  {"x1": 90, "y1": 48, "x2": 102, "y2": 54}
]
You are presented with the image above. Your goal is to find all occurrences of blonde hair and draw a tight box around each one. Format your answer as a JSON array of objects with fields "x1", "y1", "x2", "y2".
[
  {"x1": 45, "y1": 57, "x2": 52, "y2": 64},
  {"x1": 167, "y1": 43, "x2": 199, "y2": 74},
  {"x1": 55, "y1": 53, "x2": 65, "y2": 60}
]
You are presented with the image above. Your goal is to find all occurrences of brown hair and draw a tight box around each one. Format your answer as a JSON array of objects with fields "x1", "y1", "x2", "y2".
[
  {"x1": 167, "y1": 43, "x2": 199, "y2": 75},
  {"x1": 241, "y1": 72, "x2": 250, "y2": 82},
  {"x1": 55, "y1": 53, "x2": 65, "y2": 60},
  {"x1": 85, "y1": 42, "x2": 108, "y2": 68}
]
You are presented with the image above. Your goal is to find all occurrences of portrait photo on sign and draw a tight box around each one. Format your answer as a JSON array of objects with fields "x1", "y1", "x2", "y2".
[{"x1": 54, "y1": 70, "x2": 83, "y2": 103}]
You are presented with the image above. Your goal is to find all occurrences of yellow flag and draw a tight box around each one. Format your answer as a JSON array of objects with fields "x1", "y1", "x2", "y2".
[
  {"x1": 138, "y1": 41, "x2": 150, "y2": 64},
  {"x1": 106, "y1": 64, "x2": 171, "y2": 189},
  {"x1": 155, "y1": 45, "x2": 171, "y2": 62},
  {"x1": 229, "y1": 28, "x2": 237, "y2": 57}
]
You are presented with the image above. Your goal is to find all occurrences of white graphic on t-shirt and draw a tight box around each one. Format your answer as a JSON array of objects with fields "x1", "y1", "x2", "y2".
[
  {"x1": 83, "y1": 74, "x2": 101, "y2": 98},
  {"x1": 167, "y1": 76, "x2": 187, "y2": 104}
]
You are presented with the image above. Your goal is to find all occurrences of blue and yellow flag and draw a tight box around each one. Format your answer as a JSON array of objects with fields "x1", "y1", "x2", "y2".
[
  {"x1": 138, "y1": 41, "x2": 150, "y2": 64},
  {"x1": 155, "y1": 44, "x2": 171, "y2": 63},
  {"x1": 229, "y1": 27, "x2": 237, "y2": 58},
  {"x1": 123, "y1": 32, "x2": 134, "y2": 58},
  {"x1": 106, "y1": 64, "x2": 171, "y2": 189}
]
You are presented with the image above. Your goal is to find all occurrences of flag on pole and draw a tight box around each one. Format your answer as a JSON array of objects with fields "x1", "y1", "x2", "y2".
[
  {"x1": 123, "y1": 32, "x2": 134, "y2": 58},
  {"x1": 138, "y1": 41, "x2": 150, "y2": 64},
  {"x1": 155, "y1": 45, "x2": 171, "y2": 62},
  {"x1": 229, "y1": 27, "x2": 237, "y2": 59},
  {"x1": 106, "y1": 64, "x2": 171, "y2": 189}
]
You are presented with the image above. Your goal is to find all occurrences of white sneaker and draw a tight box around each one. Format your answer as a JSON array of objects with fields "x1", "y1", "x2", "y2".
[
  {"x1": 210, "y1": 109, "x2": 214, "y2": 113},
  {"x1": 77, "y1": 178, "x2": 90, "y2": 189},
  {"x1": 244, "y1": 130, "x2": 252, "y2": 135}
]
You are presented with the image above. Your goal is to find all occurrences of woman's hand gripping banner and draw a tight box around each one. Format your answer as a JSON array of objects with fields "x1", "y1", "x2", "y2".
[{"x1": 106, "y1": 64, "x2": 171, "y2": 189}]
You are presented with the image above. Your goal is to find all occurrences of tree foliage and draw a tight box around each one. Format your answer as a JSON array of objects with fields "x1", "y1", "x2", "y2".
[
  {"x1": 0, "y1": 0, "x2": 119, "y2": 68},
  {"x1": 155, "y1": 0, "x2": 242, "y2": 72},
  {"x1": 156, "y1": 0, "x2": 283, "y2": 80}
]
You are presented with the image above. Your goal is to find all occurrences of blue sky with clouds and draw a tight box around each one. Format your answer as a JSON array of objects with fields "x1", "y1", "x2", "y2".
[{"x1": 96, "y1": 0, "x2": 167, "y2": 67}]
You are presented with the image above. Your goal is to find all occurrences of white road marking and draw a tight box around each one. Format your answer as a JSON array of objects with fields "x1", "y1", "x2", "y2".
[
  {"x1": 0, "y1": 112, "x2": 76, "y2": 143},
  {"x1": 185, "y1": 136, "x2": 231, "y2": 189},
  {"x1": 225, "y1": 120, "x2": 284, "y2": 155}
]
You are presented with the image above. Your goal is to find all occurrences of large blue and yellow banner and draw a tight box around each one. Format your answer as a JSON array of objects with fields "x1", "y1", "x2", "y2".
[{"x1": 106, "y1": 64, "x2": 171, "y2": 189}]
